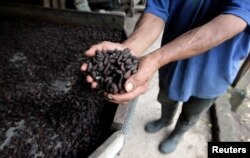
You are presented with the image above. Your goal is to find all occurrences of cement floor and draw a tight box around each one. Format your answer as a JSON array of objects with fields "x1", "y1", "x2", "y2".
[
  {"x1": 232, "y1": 85, "x2": 250, "y2": 141},
  {"x1": 116, "y1": 14, "x2": 212, "y2": 158}
]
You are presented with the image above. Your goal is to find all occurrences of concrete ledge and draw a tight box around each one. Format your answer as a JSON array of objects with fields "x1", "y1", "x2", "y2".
[{"x1": 88, "y1": 131, "x2": 124, "y2": 158}]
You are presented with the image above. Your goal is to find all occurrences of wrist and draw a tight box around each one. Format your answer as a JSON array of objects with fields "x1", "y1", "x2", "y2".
[
  {"x1": 145, "y1": 52, "x2": 162, "y2": 72},
  {"x1": 149, "y1": 48, "x2": 173, "y2": 69},
  {"x1": 122, "y1": 40, "x2": 142, "y2": 58}
]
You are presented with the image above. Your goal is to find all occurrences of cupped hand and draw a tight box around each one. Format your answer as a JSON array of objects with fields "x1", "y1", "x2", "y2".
[
  {"x1": 81, "y1": 41, "x2": 126, "y2": 88},
  {"x1": 105, "y1": 53, "x2": 160, "y2": 105}
]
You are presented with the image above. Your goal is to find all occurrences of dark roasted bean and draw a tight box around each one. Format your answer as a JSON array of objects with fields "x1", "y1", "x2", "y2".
[
  {"x1": 109, "y1": 65, "x2": 114, "y2": 70},
  {"x1": 95, "y1": 49, "x2": 102, "y2": 55},
  {"x1": 98, "y1": 65, "x2": 104, "y2": 71},
  {"x1": 103, "y1": 62, "x2": 110, "y2": 74},
  {"x1": 124, "y1": 70, "x2": 132, "y2": 79},
  {"x1": 121, "y1": 63, "x2": 126, "y2": 72},
  {"x1": 109, "y1": 59, "x2": 115, "y2": 63},
  {"x1": 98, "y1": 62, "x2": 103, "y2": 67},
  {"x1": 122, "y1": 56, "x2": 128, "y2": 61},
  {"x1": 104, "y1": 56, "x2": 108, "y2": 65},
  {"x1": 132, "y1": 59, "x2": 138, "y2": 64},
  {"x1": 118, "y1": 82, "x2": 122, "y2": 91},
  {"x1": 96, "y1": 56, "x2": 103, "y2": 61},
  {"x1": 111, "y1": 83, "x2": 118, "y2": 94},
  {"x1": 114, "y1": 49, "x2": 119, "y2": 53},
  {"x1": 105, "y1": 77, "x2": 113, "y2": 85},
  {"x1": 125, "y1": 58, "x2": 132, "y2": 65},
  {"x1": 130, "y1": 65, "x2": 137, "y2": 71},
  {"x1": 93, "y1": 64, "x2": 98, "y2": 70},
  {"x1": 125, "y1": 64, "x2": 133, "y2": 69},
  {"x1": 96, "y1": 50, "x2": 103, "y2": 58},
  {"x1": 123, "y1": 48, "x2": 130, "y2": 53},
  {"x1": 132, "y1": 69, "x2": 138, "y2": 74},
  {"x1": 107, "y1": 50, "x2": 113, "y2": 53},
  {"x1": 123, "y1": 52, "x2": 130, "y2": 58},
  {"x1": 87, "y1": 62, "x2": 92, "y2": 72},
  {"x1": 91, "y1": 71, "x2": 97, "y2": 79},
  {"x1": 118, "y1": 54, "x2": 123, "y2": 62}
]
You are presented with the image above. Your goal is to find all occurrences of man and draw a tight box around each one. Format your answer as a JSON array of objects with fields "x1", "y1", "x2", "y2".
[{"x1": 81, "y1": 0, "x2": 250, "y2": 154}]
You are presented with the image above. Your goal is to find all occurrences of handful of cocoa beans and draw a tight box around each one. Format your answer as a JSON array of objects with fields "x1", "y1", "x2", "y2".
[{"x1": 85, "y1": 48, "x2": 139, "y2": 94}]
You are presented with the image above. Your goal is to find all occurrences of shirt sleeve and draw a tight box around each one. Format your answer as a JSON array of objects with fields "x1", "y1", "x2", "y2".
[
  {"x1": 144, "y1": 0, "x2": 170, "y2": 22},
  {"x1": 222, "y1": 0, "x2": 250, "y2": 28}
]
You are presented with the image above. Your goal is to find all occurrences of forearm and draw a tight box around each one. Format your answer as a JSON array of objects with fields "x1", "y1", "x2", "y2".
[
  {"x1": 123, "y1": 13, "x2": 165, "y2": 57},
  {"x1": 152, "y1": 14, "x2": 247, "y2": 68}
]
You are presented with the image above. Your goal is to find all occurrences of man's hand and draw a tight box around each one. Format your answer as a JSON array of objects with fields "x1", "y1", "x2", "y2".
[
  {"x1": 81, "y1": 42, "x2": 160, "y2": 104},
  {"x1": 105, "y1": 53, "x2": 160, "y2": 104},
  {"x1": 81, "y1": 13, "x2": 165, "y2": 104}
]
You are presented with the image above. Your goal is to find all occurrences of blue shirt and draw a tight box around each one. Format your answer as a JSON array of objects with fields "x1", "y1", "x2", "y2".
[{"x1": 144, "y1": 0, "x2": 250, "y2": 102}]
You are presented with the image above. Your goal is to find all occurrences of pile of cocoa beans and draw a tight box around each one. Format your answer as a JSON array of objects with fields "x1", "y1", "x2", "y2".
[
  {"x1": 0, "y1": 18, "x2": 126, "y2": 157},
  {"x1": 85, "y1": 48, "x2": 139, "y2": 94}
]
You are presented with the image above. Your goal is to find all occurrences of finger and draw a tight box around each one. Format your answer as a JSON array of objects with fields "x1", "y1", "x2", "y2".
[
  {"x1": 85, "y1": 41, "x2": 112, "y2": 56},
  {"x1": 125, "y1": 81, "x2": 134, "y2": 92},
  {"x1": 108, "y1": 86, "x2": 146, "y2": 103},
  {"x1": 85, "y1": 41, "x2": 124, "y2": 57},
  {"x1": 124, "y1": 70, "x2": 144, "y2": 92},
  {"x1": 124, "y1": 64, "x2": 152, "y2": 92},
  {"x1": 85, "y1": 49, "x2": 95, "y2": 57},
  {"x1": 105, "y1": 97, "x2": 128, "y2": 105},
  {"x1": 105, "y1": 92, "x2": 130, "y2": 104},
  {"x1": 86, "y1": 75, "x2": 93, "y2": 83},
  {"x1": 85, "y1": 45, "x2": 101, "y2": 56},
  {"x1": 121, "y1": 102, "x2": 129, "y2": 105},
  {"x1": 91, "y1": 82, "x2": 98, "y2": 89},
  {"x1": 116, "y1": 101, "x2": 129, "y2": 105},
  {"x1": 81, "y1": 63, "x2": 88, "y2": 71},
  {"x1": 101, "y1": 41, "x2": 122, "y2": 50}
]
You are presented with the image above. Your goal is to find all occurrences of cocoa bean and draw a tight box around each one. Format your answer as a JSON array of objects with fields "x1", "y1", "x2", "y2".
[
  {"x1": 123, "y1": 51, "x2": 130, "y2": 58},
  {"x1": 132, "y1": 69, "x2": 138, "y2": 74},
  {"x1": 104, "y1": 56, "x2": 108, "y2": 65},
  {"x1": 103, "y1": 62, "x2": 110, "y2": 74},
  {"x1": 111, "y1": 83, "x2": 118, "y2": 94},
  {"x1": 97, "y1": 65, "x2": 104, "y2": 71},
  {"x1": 98, "y1": 62, "x2": 103, "y2": 67},
  {"x1": 93, "y1": 64, "x2": 98, "y2": 70},
  {"x1": 123, "y1": 48, "x2": 130, "y2": 54},
  {"x1": 116, "y1": 70, "x2": 122, "y2": 75},
  {"x1": 96, "y1": 51, "x2": 103, "y2": 56},
  {"x1": 125, "y1": 64, "x2": 133, "y2": 69},
  {"x1": 118, "y1": 54, "x2": 123, "y2": 62},
  {"x1": 125, "y1": 58, "x2": 132, "y2": 65},
  {"x1": 124, "y1": 70, "x2": 132, "y2": 79},
  {"x1": 132, "y1": 59, "x2": 138, "y2": 64},
  {"x1": 130, "y1": 65, "x2": 137, "y2": 71},
  {"x1": 120, "y1": 63, "x2": 126, "y2": 72},
  {"x1": 87, "y1": 62, "x2": 92, "y2": 72},
  {"x1": 96, "y1": 56, "x2": 103, "y2": 61},
  {"x1": 91, "y1": 71, "x2": 97, "y2": 79}
]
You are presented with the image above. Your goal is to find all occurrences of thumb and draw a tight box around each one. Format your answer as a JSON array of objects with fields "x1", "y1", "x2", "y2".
[
  {"x1": 124, "y1": 72, "x2": 143, "y2": 92},
  {"x1": 125, "y1": 80, "x2": 134, "y2": 92}
]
